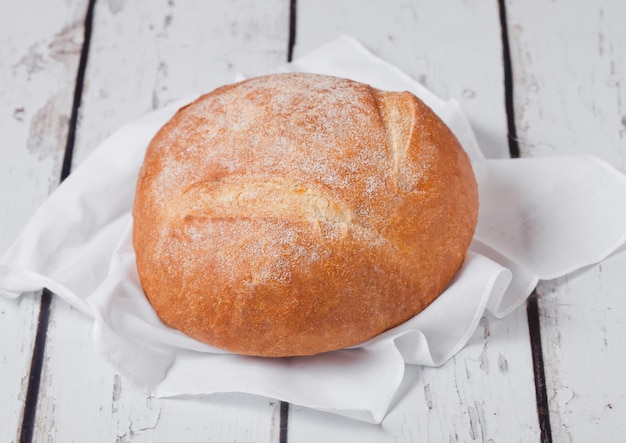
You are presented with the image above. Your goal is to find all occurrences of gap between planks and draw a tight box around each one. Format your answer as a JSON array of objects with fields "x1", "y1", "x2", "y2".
[
  {"x1": 279, "y1": 0, "x2": 297, "y2": 441},
  {"x1": 18, "y1": 0, "x2": 97, "y2": 442},
  {"x1": 498, "y1": 0, "x2": 552, "y2": 441}
]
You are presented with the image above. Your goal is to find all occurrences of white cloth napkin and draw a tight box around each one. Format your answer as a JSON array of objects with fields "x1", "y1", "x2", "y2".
[{"x1": 2, "y1": 35, "x2": 626, "y2": 423}]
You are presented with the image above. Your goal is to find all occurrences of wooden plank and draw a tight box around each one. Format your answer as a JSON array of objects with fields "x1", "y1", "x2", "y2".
[
  {"x1": 506, "y1": 0, "x2": 626, "y2": 440},
  {"x1": 0, "y1": 0, "x2": 88, "y2": 441},
  {"x1": 29, "y1": 1, "x2": 290, "y2": 441},
  {"x1": 288, "y1": 1, "x2": 541, "y2": 441}
]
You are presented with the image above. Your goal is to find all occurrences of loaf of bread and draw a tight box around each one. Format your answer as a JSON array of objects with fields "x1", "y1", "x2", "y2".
[{"x1": 132, "y1": 73, "x2": 478, "y2": 357}]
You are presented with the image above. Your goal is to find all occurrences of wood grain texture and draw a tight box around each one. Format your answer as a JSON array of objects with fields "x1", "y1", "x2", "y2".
[
  {"x1": 507, "y1": 0, "x2": 626, "y2": 168},
  {"x1": 0, "y1": 0, "x2": 87, "y2": 441},
  {"x1": 29, "y1": 1, "x2": 290, "y2": 441},
  {"x1": 507, "y1": 0, "x2": 626, "y2": 440},
  {"x1": 287, "y1": 1, "x2": 541, "y2": 440}
]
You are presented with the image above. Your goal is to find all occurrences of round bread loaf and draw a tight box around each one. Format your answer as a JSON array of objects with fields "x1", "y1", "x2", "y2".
[{"x1": 132, "y1": 73, "x2": 478, "y2": 357}]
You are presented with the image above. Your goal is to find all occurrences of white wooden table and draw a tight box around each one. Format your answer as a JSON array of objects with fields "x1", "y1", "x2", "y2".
[{"x1": 1, "y1": 1, "x2": 625, "y2": 441}]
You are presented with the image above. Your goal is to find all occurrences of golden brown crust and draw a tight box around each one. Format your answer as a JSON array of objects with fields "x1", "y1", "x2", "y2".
[{"x1": 132, "y1": 73, "x2": 478, "y2": 357}]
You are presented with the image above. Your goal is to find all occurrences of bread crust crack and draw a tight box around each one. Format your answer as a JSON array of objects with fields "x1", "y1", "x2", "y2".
[
  {"x1": 179, "y1": 176, "x2": 353, "y2": 225},
  {"x1": 372, "y1": 89, "x2": 418, "y2": 191}
]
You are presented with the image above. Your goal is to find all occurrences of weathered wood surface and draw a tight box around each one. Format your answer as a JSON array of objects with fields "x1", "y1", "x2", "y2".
[
  {"x1": 507, "y1": 0, "x2": 626, "y2": 441},
  {"x1": 1, "y1": 0, "x2": 625, "y2": 442},
  {"x1": 0, "y1": 0, "x2": 88, "y2": 441}
]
